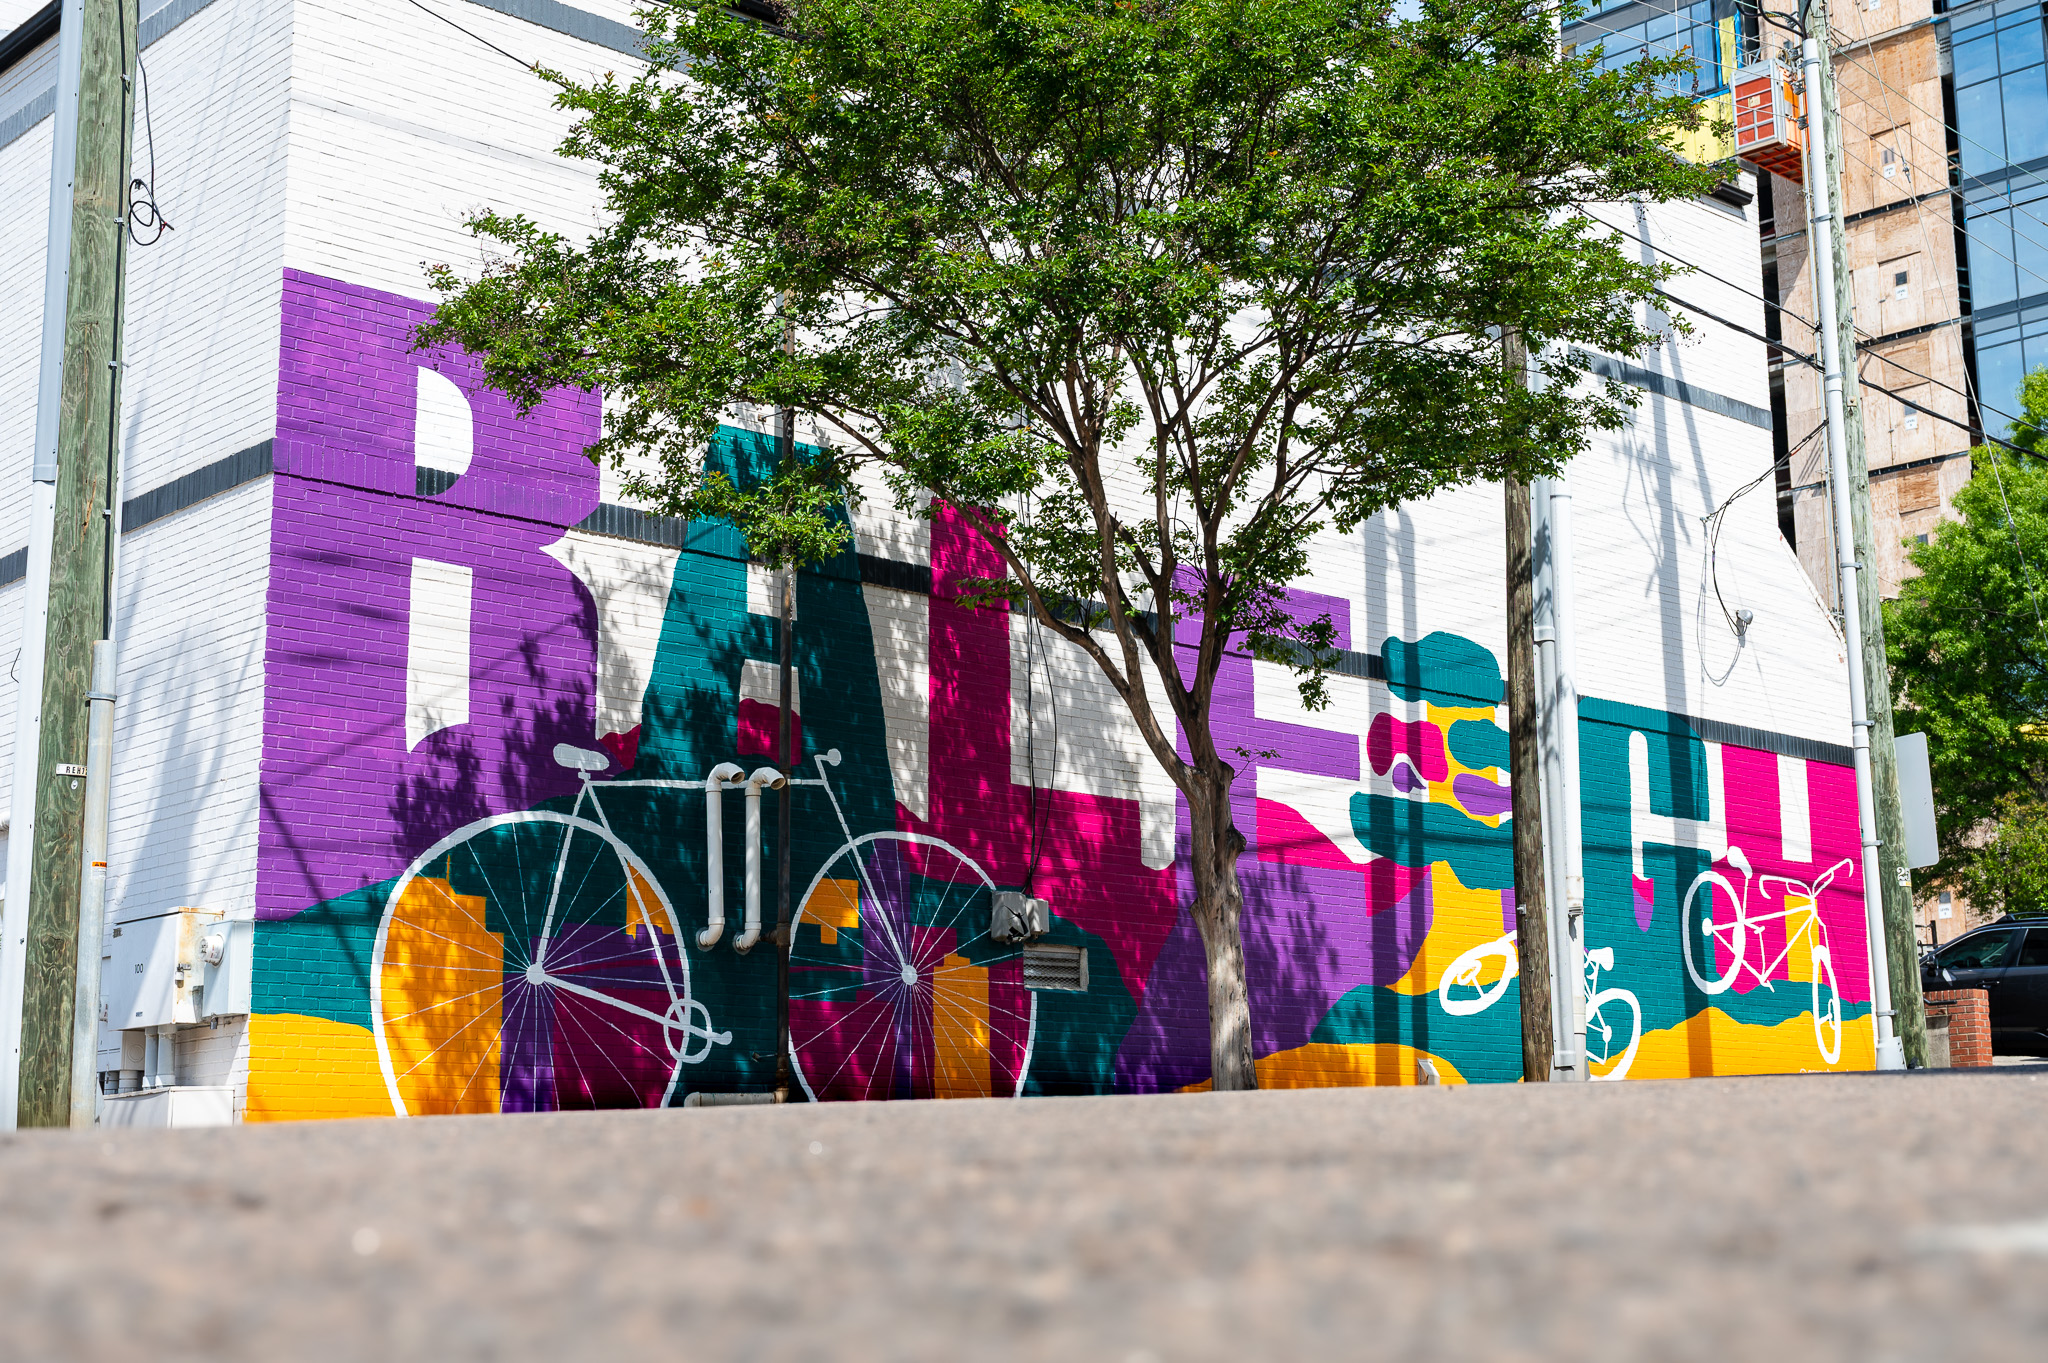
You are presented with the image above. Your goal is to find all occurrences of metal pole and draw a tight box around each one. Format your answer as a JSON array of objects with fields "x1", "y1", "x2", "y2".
[
  {"x1": 772, "y1": 322, "x2": 796, "y2": 1101},
  {"x1": 1534, "y1": 475, "x2": 1588, "y2": 1080},
  {"x1": 1800, "y1": 28, "x2": 1905, "y2": 1070},
  {"x1": 68, "y1": 641, "x2": 116, "y2": 1127}
]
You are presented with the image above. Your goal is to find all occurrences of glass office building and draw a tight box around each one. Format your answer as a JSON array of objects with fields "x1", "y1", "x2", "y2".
[{"x1": 1952, "y1": 0, "x2": 2048, "y2": 431}]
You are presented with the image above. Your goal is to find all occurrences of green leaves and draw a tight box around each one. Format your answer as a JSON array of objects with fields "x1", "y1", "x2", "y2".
[
  {"x1": 1887, "y1": 379, "x2": 2048, "y2": 882},
  {"x1": 421, "y1": 0, "x2": 1724, "y2": 779}
]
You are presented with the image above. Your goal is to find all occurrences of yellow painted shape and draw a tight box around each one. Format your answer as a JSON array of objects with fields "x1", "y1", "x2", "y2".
[
  {"x1": 805, "y1": 876, "x2": 861, "y2": 946},
  {"x1": 1183, "y1": 1042, "x2": 1468, "y2": 1091},
  {"x1": 379, "y1": 875, "x2": 504, "y2": 1116},
  {"x1": 930, "y1": 953, "x2": 992, "y2": 1099},
  {"x1": 245, "y1": 1013, "x2": 395, "y2": 1122},
  {"x1": 1387, "y1": 862, "x2": 1510, "y2": 997},
  {"x1": 1618, "y1": 1006, "x2": 1875, "y2": 1080},
  {"x1": 622, "y1": 866, "x2": 662, "y2": 939},
  {"x1": 1425, "y1": 701, "x2": 1505, "y2": 826},
  {"x1": 1782, "y1": 896, "x2": 1818, "y2": 984}
]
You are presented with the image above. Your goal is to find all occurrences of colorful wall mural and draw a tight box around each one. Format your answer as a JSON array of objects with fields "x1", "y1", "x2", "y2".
[{"x1": 243, "y1": 272, "x2": 1872, "y2": 1121}]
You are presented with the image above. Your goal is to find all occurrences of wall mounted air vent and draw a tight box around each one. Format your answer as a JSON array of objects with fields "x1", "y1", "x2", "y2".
[{"x1": 1022, "y1": 943, "x2": 1088, "y2": 993}]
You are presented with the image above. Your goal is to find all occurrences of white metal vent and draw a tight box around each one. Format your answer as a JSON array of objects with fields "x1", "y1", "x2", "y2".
[{"x1": 1022, "y1": 943, "x2": 1088, "y2": 993}]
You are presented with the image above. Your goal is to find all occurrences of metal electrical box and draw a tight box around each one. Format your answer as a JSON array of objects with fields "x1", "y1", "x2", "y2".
[
  {"x1": 990, "y1": 891, "x2": 1051, "y2": 944},
  {"x1": 105, "y1": 907, "x2": 228, "y2": 1029},
  {"x1": 199, "y1": 914, "x2": 254, "y2": 1018}
]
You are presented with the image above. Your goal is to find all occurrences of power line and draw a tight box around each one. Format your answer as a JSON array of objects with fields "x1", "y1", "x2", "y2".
[
  {"x1": 1578, "y1": 207, "x2": 1818, "y2": 332},
  {"x1": 402, "y1": 0, "x2": 544, "y2": 73}
]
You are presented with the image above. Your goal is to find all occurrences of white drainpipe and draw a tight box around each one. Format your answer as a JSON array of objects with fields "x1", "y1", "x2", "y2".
[
  {"x1": 1548, "y1": 478, "x2": 1588, "y2": 1078},
  {"x1": 733, "y1": 765, "x2": 787, "y2": 953},
  {"x1": 696, "y1": 763, "x2": 747, "y2": 949}
]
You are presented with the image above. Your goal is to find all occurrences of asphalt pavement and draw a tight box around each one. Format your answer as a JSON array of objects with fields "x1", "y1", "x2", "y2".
[{"x1": 2, "y1": 1069, "x2": 2044, "y2": 1361}]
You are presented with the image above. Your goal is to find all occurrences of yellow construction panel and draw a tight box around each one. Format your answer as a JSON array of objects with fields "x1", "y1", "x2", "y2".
[
  {"x1": 930, "y1": 952, "x2": 991, "y2": 1099},
  {"x1": 806, "y1": 876, "x2": 861, "y2": 945},
  {"x1": 379, "y1": 875, "x2": 504, "y2": 1116}
]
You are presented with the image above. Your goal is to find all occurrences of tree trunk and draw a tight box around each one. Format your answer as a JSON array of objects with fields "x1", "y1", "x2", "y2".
[{"x1": 1185, "y1": 775, "x2": 1258, "y2": 1091}]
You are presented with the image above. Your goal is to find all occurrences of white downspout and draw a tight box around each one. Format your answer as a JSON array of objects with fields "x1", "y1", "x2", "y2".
[
  {"x1": 1550, "y1": 479, "x2": 1589, "y2": 1078},
  {"x1": 733, "y1": 765, "x2": 786, "y2": 953},
  {"x1": 696, "y1": 763, "x2": 746, "y2": 949}
]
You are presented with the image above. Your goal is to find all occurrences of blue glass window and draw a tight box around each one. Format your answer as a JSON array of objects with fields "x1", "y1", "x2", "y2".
[
  {"x1": 1976, "y1": 339, "x2": 2026, "y2": 434},
  {"x1": 1999, "y1": 18, "x2": 2045, "y2": 75},
  {"x1": 1955, "y1": 35, "x2": 2001, "y2": 88},
  {"x1": 1959, "y1": 80, "x2": 2011, "y2": 178},
  {"x1": 1565, "y1": 2, "x2": 1726, "y2": 98}
]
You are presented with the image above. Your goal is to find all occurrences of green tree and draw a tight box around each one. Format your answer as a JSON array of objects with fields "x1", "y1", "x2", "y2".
[
  {"x1": 1887, "y1": 376, "x2": 2048, "y2": 890},
  {"x1": 1952, "y1": 794, "x2": 2048, "y2": 920},
  {"x1": 421, "y1": 0, "x2": 1723, "y2": 1091}
]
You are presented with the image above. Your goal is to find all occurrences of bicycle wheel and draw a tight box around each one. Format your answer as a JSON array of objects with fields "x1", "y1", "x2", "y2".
[
  {"x1": 787, "y1": 831, "x2": 1035, "y2": 1101},
  {"x1": 1437, "y1": 934, "x2": 1518, "y2": 1017},
  {"x1": 1585, "y1": 987, "x2": 1642, "y2": 1081},
  {"x1": 1679, "y1": 871, "x2": 1746, "y2": 995},
  {"x1": 372, "y1": 810, "x2": 724, "y2": 1116},
  {"x1": 1809, "y1": 945, "x2": 1843, "y2": 1065}
]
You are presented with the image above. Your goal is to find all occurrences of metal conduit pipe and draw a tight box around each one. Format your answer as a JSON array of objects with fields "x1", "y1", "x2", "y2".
[
  {"x1": 733, "y1": 765, "x2": 787, "y2": 953},
  {"x1": 696, "y1": 763, "x2": 747, "y2": 949}
]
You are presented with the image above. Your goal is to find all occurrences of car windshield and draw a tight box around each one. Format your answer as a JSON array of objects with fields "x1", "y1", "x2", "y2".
[{"x1": 1938, "y1": 930, "x2": 2021, "y2": 971}]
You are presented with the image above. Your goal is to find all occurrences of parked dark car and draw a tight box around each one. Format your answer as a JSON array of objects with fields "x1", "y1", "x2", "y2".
[{"x1": 1922, "y1": 919, "x2": 2048, "y2": 1054}]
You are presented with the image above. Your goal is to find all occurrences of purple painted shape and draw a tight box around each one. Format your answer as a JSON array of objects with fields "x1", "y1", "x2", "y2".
[
  {"x1": 499, "y1": 975, "x2": 556, "y2": 1113},
  {"x1": 1633, "y1": 875, "x2": 1657, "y2": 932},
  {"x1": 1115, "y1": 588, "x2": 1444, "y2": 1091},
  {"x1": 258, "y1": 271, "x2": 603, "y2": 919},
  {"x1": 1452, "y1": 772, "x2": 1511, "y2": 819},
  {"x1": 1390, "y1": 761, "x2": 1421, "y2": 794}
]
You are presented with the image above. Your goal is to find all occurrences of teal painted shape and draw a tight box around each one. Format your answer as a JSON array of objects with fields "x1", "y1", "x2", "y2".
[
  {"x1": 1381, "y1": 631, "x2": 1503, "y2": 707},
  {"x1": 1446, "y1": 718, "x2": 1508, "y2": 772},
  {"x1": 251, "y1": 883, "x2": 387, "y2": 1029},
  {"x1": 1350, "y1": 792, "x2": 1513, "y2": 890},
  {"x1": 1310, "y1": 979, "x2": 1524, "y2": 1084},
  {"x1": 1023, "y1": 917, "x2": 1138, "y2": 1096},
  {"x1": 603, "y1": 426, "x2": 899, "y2": 1097}
]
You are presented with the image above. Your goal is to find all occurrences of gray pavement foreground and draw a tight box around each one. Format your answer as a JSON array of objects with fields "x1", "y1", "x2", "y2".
[{"x1": 1, "y1": 1071, "x2": 2045, "y2": 1362}]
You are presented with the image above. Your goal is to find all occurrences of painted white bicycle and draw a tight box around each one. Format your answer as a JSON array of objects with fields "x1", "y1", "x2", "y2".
[
  {"x1": 370, "y1": 744, "x2": 1033, "y2": 1115},
  {"x1": 1679, "y1": 846, "x2": 1849, "y2": 1065},
  {"x1": 1438, "y1": 930, "x2": 1643, "y2": 1079}
]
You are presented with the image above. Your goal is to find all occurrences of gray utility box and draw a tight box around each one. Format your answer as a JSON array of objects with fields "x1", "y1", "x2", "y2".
[
  {"x1": 106, "y1": 907, "x2": 250, "y2": 1029},
  {"x1": 990, "y1": 891, "x2": 1051, "y2": 944}
]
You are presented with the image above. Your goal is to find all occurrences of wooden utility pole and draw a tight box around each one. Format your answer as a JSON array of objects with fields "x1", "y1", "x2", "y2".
[
  {"x1": 1812, "y1": 1, "x2": 1924, "y2": 1067},
  {"x1": 5, "y1": 0, "x2": 136, "y2": 1129},
  {"x1": 1504, "y1": 323, "x2": 1553, "y2": 1082}
]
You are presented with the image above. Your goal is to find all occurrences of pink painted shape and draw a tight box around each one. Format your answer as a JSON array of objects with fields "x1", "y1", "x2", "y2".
[
  {"x1": 1632, "y1": 875, "x2": 1656, "y2": 931},
  {"x1": 598, "y1": 725, "x2": 640, "y2": 772},
  {"x1": 1366, "y1": 712, "x2": 1449, "y2": 782},
  {"x1": 737, "y1": 698, "x2": 803, "y2": 758},
  {"x1": 902, "y1": 506, "x2": 1181, "y2": 1000},
  {"x1": 1255, "y1": 798, "x2": 1426, "y2": 914},
  {"x1": 1714, "y1": 744, "x2": 1871, "y2": 1004}
]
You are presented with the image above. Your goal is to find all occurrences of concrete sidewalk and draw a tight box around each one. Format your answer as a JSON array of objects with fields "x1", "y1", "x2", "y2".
[{"x1": 1, "y1": 1070, "x2": 2043, "y2": 1361}]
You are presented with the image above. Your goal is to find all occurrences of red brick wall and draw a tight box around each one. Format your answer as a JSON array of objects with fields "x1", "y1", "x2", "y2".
[{"x1": 1924, "y1": 990, "x2": 1993, "y2": 1068}]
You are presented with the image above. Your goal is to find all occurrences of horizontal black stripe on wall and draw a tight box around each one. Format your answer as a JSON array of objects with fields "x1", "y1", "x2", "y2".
[
  {"x1": 1575, "y1": 351, "x2": 1774, "y2": 432},
  {"x1": 0, "y1": 440, "x2": 275, "y2": 586}
]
